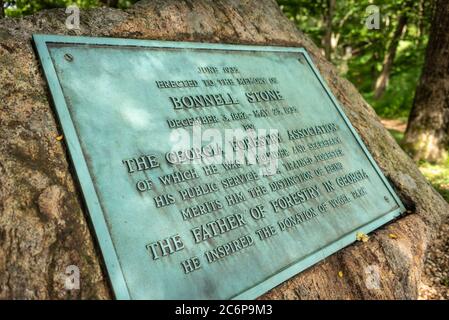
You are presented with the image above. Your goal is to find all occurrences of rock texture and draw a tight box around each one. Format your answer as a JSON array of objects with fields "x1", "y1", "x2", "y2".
[
  {"x1": 419, "y1": 221, "x2": 449, "y2": 300},
  {"x1": 0, "y1": 0, "x2": 448, "y2": 299}
]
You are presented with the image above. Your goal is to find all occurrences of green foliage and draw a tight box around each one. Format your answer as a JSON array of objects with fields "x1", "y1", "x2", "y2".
[
  {"x1": 388, "y1": 129, "x2": 449, "y2": 203},
  {"x1": 388, "y1": 129, "x2": 405, "y2": 145},
  {"x1": 278, "y1": 0, "x2": 432, "y2": 119},
  {"x1": 441, "y1": 277, "x2": 449, "y2": 287},
  {"x1": 419, "y1": 160, "x2": 449, "y2": 203},
  {"x1": 281, "y1": 1, "x2": 449, "y2": 204},
  {"x1": 359, "y1": 39, "x2": 427, "y2": 120}
]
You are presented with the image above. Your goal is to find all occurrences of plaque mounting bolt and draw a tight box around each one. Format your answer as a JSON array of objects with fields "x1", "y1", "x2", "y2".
[{"x1": 64, "y1": 53, "x2": 74, "y2": 62}]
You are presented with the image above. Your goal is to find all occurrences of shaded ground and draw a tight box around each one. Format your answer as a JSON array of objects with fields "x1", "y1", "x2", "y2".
[{"x1": 381, "y1": 118, "x2": 449, "y2": 300}]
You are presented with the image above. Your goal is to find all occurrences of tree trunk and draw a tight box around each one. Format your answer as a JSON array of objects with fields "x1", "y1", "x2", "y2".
[
  {"x1": 323, "y1": 0, "x2": 335, "y2": 61},
  {"x1": 373, "y1": 15, "x2": 407, "y2": 99},
  {"x1": 404, "y1": 0, "x2": 449, "y2": 163},
  {"x1": 0, "y1": 0, "x2": 5, "y2": 18},
  {"x1": 417, "y1": 0, "x2": 424, "y2": 40},
  {"x1": 100, "y1": 0, "x2": 119, "y2": 7}
]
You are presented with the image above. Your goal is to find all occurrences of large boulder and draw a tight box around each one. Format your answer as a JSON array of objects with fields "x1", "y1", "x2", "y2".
[{"x1": 0, "y1": 0, "x2": 448, "y2": 299}]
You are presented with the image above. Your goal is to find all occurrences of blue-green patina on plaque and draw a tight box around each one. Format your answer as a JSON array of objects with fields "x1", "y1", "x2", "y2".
[{"x1": 33, "y1": 35, "x2": 405, "y2": 300}]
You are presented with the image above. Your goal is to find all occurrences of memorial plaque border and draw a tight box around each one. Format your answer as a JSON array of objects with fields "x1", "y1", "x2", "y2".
[{"x1": 33, "y1": 35, "x2": 405, "y2": 300}]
